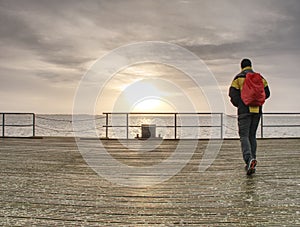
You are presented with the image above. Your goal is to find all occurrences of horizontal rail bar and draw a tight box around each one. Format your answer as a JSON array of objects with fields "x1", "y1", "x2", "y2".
[
  {"x1": 0, "y1": 124, "x2": 34, "y2": 127},
  {"x1": 263, "y1": 125, "x2": 300, "y2": 128},
  {"x1": 0, "y1": 112, "x2": 35, "y2": 115},
  {"x1": 263, "y1": 112, "x2": 300, "y2": 115},
  {"x1": 102, "y1": 126, "x2": 222, "y2": 127},
  {"x1": 103, "y1": 112, "x2": 223, "y2": 115},
  {"x1": 103, "y1": 125, "x2": 222, "y2": 128}
]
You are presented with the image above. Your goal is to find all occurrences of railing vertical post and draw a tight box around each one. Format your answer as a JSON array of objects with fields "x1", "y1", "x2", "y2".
[
  {"x1": 220, "y1": 113, "x2": 223, "y2": 139},
  {"x1": 261, "y1": 113, "x2": 264, "y2": 138},
  {"x1": 32, "y1": 113, "x2": 35, "y2": 137},
  {"x1": 126, "y1": 113, "x2": 129, "y2": 139},
  {"x1": 2, "y1": 113, "x2": 5, "y2": 137},
  {"x1": 174, "y1": 113, "x2": 177, "y2": 139},
  {"x1": 105, "y1": 113, "x2": 109, "y2": 138}
]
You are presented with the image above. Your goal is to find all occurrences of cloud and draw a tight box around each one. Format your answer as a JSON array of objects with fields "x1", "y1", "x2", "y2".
[
  {"x1": 2, "y1": 0, "x2": 299, "y2": 63},
  {"x1": 174, "y1": 0, "x2": 300, "y2": 59},
  {"x1": 0, "y1": 0, "x2": 299, "y2": 113}
]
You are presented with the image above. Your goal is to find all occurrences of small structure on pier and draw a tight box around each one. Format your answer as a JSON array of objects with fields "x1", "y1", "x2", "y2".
[
  {"x1": 136, "y1": 124, "x2": 162, "y2": 139},
  {"x1": 141, "y1": 124, "x2": 156, "y2": 138}
]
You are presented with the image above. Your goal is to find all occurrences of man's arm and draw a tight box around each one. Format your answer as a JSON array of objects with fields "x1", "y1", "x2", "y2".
[
  {"x1": 262, "y1": 78, "x2": 270, "y2": 99},
  {"x1": 229, "y1": 77, "x2": 241, "y2": 107}
]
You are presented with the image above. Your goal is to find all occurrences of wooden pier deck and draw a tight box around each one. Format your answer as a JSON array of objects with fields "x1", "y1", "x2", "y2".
[{"x1": 0, "y1": 137, "x2": 299, "y2": 226}]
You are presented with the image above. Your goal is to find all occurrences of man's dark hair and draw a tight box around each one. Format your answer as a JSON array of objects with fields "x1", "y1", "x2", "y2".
[{"x1": 241, "y1": 58, "x2": 252, "y2": 69}]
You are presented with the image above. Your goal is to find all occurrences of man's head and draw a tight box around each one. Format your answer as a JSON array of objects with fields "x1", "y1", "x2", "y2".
[{"x1": 241, "y1": 58, "x2": 252, "y2": 69}]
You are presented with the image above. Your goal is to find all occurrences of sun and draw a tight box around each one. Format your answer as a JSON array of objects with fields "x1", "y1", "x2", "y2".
[
  {"x1": 117, "y1": 79, "x2": 176, "y2": 112},
  {"x1": 132, "y1": 97, "x2": 175, "y2": 112}
]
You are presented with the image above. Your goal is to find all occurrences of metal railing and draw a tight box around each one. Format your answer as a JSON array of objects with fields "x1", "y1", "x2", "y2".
[
  {"x1": 103, "y1": 112, "x2": 224, "y2": 139},
  {"x1": 260, "y1": 112, "x2": 300, "y2": 138},
  {"x1": 0, "y1": 112, "x2": 298, "y2": 138},
  {"x1": 0, "y1": 113, "x2": 35, "y2": 137}
]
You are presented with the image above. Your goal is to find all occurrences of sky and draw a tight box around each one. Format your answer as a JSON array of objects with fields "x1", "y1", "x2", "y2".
[{"x1": 0, "y1": 0, "x2": 299, "y2": 114}]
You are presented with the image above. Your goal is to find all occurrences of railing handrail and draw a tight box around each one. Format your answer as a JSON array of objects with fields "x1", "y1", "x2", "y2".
[
  {"x1": 1, "y1": 112, "x2": 299, "y2": 138},
  {"x1": 0, "y1": 112, "x2": 35, "y2": 137},
  {"x1": 260, "y1": 112, "x2": 300, "y2": 138},
  {"x1": 102, "y1": 112, "x2": 223, "y2": 139},
  {"x1": 103, "y1": 112, "x2": 300, "y2": 139}
]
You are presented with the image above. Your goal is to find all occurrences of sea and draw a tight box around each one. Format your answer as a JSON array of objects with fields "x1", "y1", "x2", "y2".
[{"x1": 1, "y1": 113, "x2": 299, "y2": 139}]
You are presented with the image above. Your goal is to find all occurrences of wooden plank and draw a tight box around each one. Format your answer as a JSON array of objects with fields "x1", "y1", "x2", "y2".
[{"x1": 0, "y1": 138, "x2": 299, "y2": 226}]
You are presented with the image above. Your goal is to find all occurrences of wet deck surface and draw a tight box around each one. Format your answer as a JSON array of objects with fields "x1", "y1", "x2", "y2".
[{"x1": 0, "y1": 137, "x2": 299, "y2": 226}]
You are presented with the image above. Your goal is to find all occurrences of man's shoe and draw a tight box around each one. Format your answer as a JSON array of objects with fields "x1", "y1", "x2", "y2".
[
  {"x1": 247, "y1": 159, "x2": 257, "y2": 175},
  {"x1": 245, "y1": 164, "x2": 256, "y2": 173}
]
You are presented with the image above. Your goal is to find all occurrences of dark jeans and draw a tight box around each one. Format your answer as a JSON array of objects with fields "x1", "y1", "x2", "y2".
[{"x1": 238, "y1": 113, "x2": 261, "y2": 165}]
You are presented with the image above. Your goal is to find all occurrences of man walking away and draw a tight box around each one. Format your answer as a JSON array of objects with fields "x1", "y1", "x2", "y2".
[{"x1": 229, "y1": 58, "x2": 270, "y2": 175}]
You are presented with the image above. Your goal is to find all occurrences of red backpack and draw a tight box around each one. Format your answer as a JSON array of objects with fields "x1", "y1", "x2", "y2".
[{"x1": 241, "y1": 72, "x2": 266, "y2": 106}]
